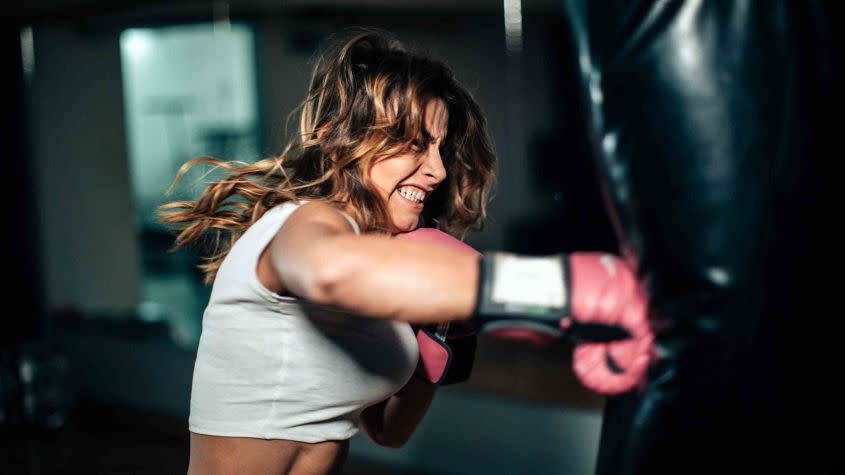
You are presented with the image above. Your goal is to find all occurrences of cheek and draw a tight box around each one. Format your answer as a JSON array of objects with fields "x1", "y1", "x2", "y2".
[
  {"x1": 371, "y1": 156, "x2": 418, "y2": 195},
  {"x1": 366, "y1": 165, "x2": 391, "y2": 198}
]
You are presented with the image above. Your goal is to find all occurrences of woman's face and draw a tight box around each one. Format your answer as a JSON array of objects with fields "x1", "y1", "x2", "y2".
[{"x1": 369, "y1": 98, "x2": 449, "y2": 234}]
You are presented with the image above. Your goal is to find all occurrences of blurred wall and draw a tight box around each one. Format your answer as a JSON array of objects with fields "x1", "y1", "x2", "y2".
[{"x1": 28, "y1": 23, "x2": 140, "y2": 316}]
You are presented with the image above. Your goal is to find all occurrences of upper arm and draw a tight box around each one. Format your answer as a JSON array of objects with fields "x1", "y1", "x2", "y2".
[{"x1": 260, "y1": 201, "x2": 358, "y2": 299}]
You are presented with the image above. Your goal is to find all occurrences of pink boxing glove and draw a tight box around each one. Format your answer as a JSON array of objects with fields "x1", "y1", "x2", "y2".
[
  {"x1": 565, "y1": 253, "x2": 654, "y2": 395},
  {"x1": 395, "y1": 227, "x2": 480, "y2": 385}
]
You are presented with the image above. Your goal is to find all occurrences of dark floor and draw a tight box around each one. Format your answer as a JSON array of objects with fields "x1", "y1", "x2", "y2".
[{"x1": 0, "y1": 401, "x2": 427, "y2": 475}]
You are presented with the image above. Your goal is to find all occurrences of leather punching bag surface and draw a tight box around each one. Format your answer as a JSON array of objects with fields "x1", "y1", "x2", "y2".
[{"x1": 564, "y1": 1, "x2": 838, "y2": 473}]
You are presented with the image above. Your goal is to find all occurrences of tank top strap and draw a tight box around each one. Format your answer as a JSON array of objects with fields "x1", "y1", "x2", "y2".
[{"x1": 336, "y1": 210, "x2": 361, "y2": 235}]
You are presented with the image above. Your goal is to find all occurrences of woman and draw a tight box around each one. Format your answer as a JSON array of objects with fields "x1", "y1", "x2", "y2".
[{"x1": 159, "y1": 30, "x2": 495, "y2": 474}]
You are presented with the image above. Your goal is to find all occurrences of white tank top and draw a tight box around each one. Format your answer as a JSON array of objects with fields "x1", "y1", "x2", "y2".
[{"x1": 188, "y1": 201, "x2": 419, "y2": 442}]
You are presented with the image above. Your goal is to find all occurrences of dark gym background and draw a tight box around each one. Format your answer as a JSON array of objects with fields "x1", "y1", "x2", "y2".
[{"x1": 4, "y1": 1, "x2": 826, "y2": 474}]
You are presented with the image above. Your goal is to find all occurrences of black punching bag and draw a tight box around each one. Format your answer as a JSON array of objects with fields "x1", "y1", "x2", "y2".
[{"x1": 564, "y1": 1, "x2": 838, "y2": 473}]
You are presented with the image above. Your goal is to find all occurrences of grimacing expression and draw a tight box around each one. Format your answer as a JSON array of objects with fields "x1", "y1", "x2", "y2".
[{"x1": 369, "y1": 99, "x2": 449, "y2": 233}]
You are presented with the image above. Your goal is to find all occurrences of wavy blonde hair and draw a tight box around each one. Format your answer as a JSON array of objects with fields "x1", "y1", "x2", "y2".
[{"x1": 158, "y1": 30, "x2": 496, "y2": 285}]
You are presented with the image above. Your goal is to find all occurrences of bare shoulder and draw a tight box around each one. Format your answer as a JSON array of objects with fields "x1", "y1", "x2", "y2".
[
  {"x1": 256, "y1": 200, "x2": 358, "y2": 297},
  {"x1": 280, "y1": 200, "x2": 357, "y2": 237}
]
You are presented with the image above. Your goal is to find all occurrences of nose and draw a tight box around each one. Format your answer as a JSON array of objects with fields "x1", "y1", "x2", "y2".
[{"x1": 422, "y1": 147, "x2": 447, "y2": 184}]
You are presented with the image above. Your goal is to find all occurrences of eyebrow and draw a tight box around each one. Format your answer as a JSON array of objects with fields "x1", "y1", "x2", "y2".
[{"x1": 421, "y1": 129, "x2": 445, "y2": 143}]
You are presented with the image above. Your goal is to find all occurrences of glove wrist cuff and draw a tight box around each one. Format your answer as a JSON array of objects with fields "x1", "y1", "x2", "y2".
[{"x1": 474, "y1": 252, "x2": 572, "y2": 323}]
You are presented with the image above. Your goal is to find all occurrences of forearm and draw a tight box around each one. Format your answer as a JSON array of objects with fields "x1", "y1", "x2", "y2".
[
  {"x1": 360, "y1": 375, "x2": 437, "y2": 448},
  {"x1": 290, "y1": 234, "x2": 479, "y2": 324}
]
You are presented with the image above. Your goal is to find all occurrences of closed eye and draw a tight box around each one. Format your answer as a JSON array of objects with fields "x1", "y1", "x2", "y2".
[{"x1": 410, "y1": 134, "x2": 434, "y2": 153}]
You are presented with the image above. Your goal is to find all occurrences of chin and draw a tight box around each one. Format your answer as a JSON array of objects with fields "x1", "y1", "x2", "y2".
[{"x1": 391, "y1": 215, "x2": 420, "y2": 233}]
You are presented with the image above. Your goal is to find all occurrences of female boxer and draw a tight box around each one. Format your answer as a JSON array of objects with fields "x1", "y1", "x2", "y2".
[
  {"x1": 162, "y1": 28, "x2": 652, "y2": 475},
  {"x1": 160, "y1": 31, "x2": 495, "y2": 474}
]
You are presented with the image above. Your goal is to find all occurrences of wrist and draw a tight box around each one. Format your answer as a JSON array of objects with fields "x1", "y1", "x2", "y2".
[{"x1": 473, "y1": 252, "x2": 571, "y2": 323}]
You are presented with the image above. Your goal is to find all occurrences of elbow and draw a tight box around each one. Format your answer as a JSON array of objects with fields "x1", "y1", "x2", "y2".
[
  {"x1": 374, "y1": 432, "x2": 411, "y2": 449},
  {"x1": 360, "y1": 411, "x2": 412, "y2": 449},
  {"x1": 381, "y1": 440, "x2": 408, "y2": 449}
]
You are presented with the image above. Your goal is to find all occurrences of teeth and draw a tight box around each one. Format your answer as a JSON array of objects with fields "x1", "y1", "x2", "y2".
[{"x1": 398, "y1": 186, "x2": 426, "y2": 203}]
